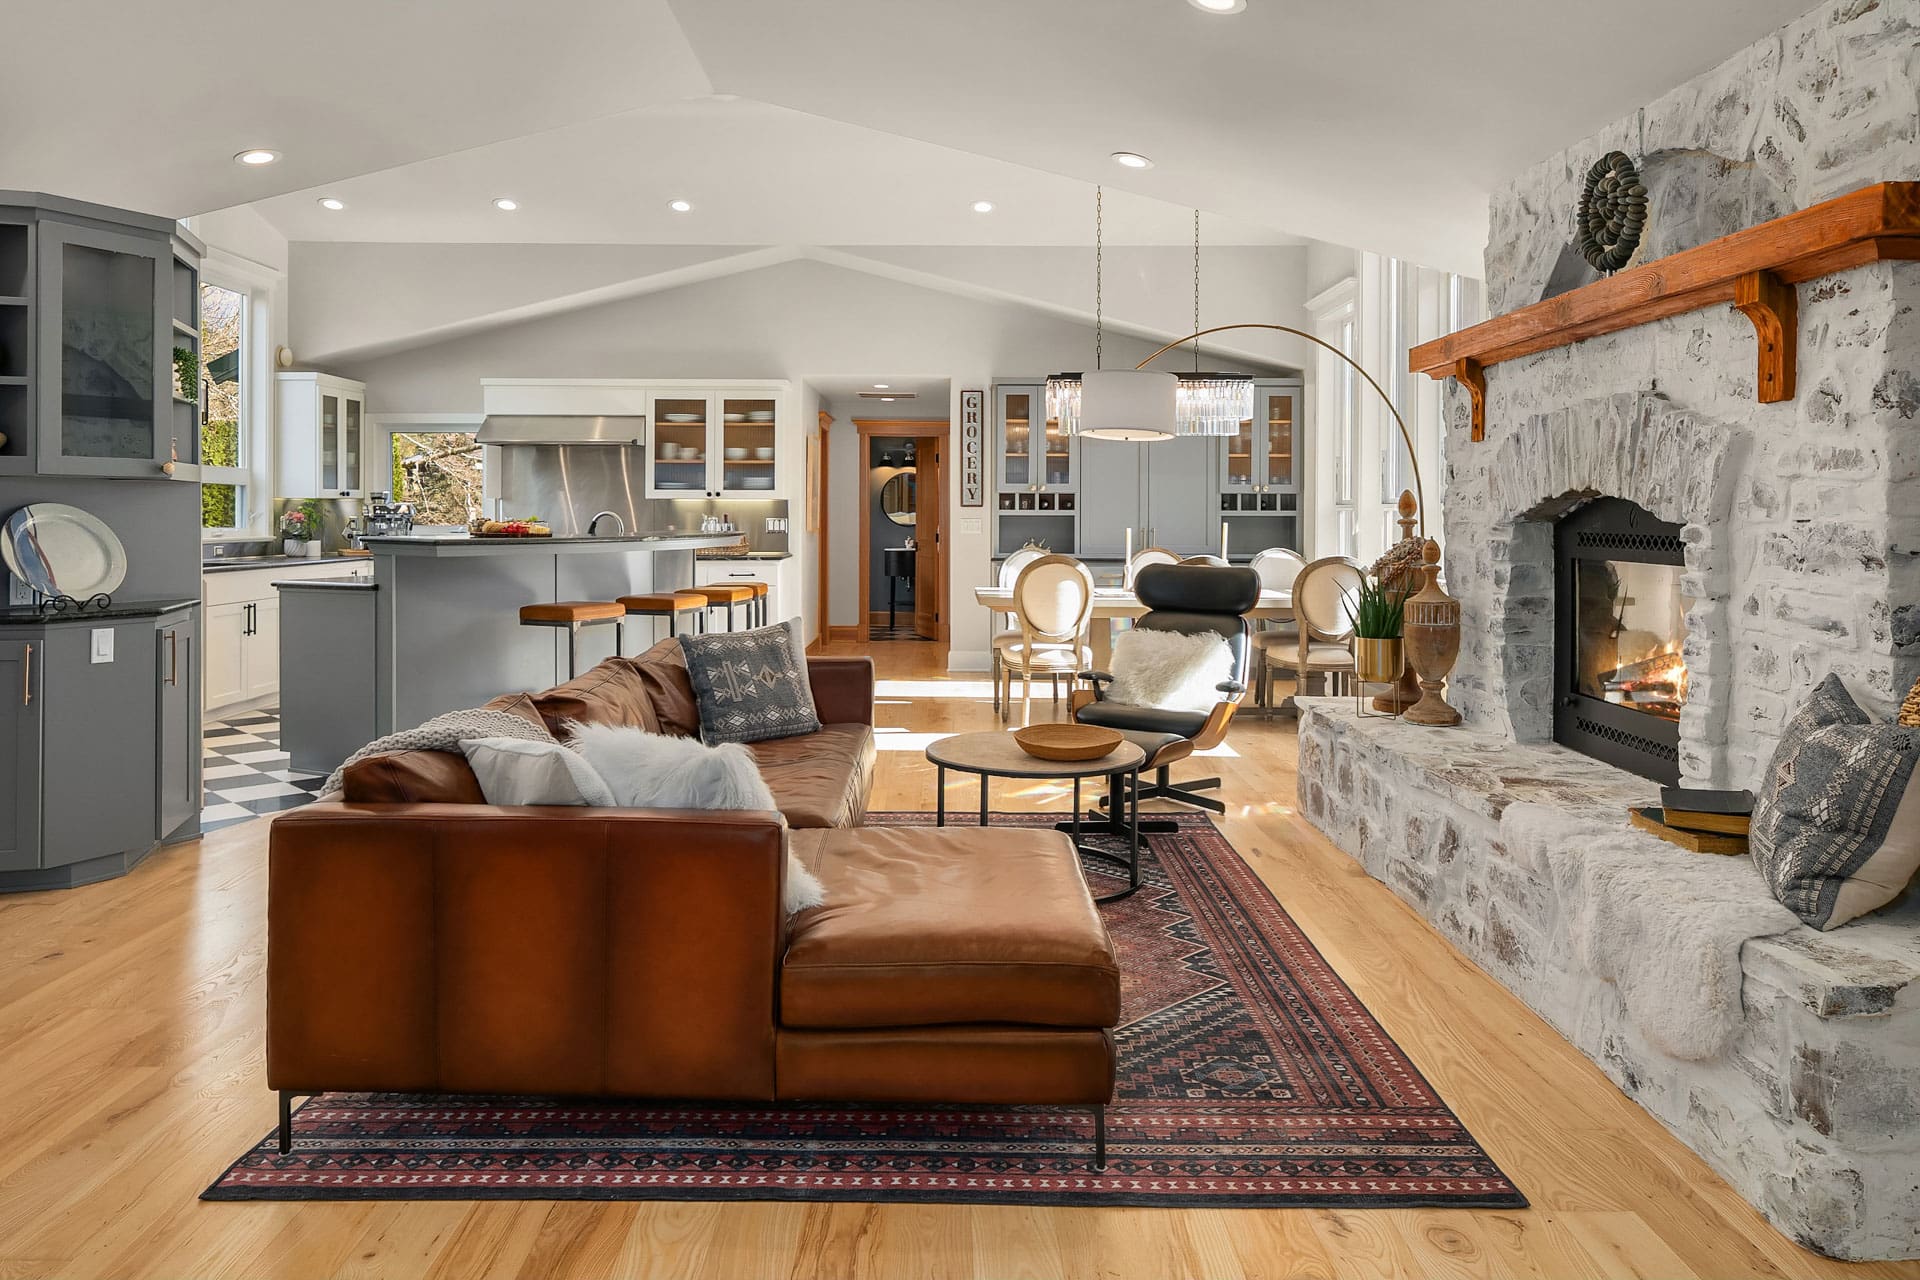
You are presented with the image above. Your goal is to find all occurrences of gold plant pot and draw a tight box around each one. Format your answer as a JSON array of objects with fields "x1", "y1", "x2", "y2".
[{"x1": 1354, "y1": 637, "x2": 1404, "y2": 686}]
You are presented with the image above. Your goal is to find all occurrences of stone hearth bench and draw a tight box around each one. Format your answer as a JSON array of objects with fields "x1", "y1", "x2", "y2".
[{"x1": 1295, "y1": 699, "x2": 1920, "y2": 1261}]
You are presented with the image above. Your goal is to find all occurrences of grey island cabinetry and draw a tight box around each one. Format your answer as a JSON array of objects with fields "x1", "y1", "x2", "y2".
[
  {"x1": 275, "y1": 531, "x2": 738, "y2": 773},
  {"x1": 0, "y1": 599, "x2": 199, "y2": 892}
]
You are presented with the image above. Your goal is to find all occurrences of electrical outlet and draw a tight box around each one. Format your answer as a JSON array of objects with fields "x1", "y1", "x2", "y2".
[{"x1": 91, "y1": 628, "x2": 114, "y2": 664}]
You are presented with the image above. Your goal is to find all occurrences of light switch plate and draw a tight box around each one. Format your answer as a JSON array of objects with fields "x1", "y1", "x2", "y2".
[
  {"x1": 959, "y1": 517, "x2": 983, "y2": 536},
  {"x1": 91, "y1": 628, "x2": 114, "y2": 664}
]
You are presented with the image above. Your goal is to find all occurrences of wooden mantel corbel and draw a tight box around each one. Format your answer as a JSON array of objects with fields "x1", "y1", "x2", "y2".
[{"x1": 1410, "y1": 181, "x2": 1920, "y2": 438}]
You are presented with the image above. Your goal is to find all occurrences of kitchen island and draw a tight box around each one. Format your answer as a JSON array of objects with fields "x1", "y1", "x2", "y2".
[{"x1": 305, "y1": 531, "x2": 738, "y2": 748}]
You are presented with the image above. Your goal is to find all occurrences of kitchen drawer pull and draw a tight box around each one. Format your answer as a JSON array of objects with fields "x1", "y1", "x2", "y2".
[
  {"x1": 167, "y1": 630, "x2": 179, "y2": 686},
  {"x1": 20, "y1": 643, "x2": 29, "y2": 706}
]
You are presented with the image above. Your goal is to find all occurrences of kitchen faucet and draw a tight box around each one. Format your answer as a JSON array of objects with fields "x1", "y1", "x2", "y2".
[{"x1": 587, "y1": 510, "x2": 626, "y2": 537}]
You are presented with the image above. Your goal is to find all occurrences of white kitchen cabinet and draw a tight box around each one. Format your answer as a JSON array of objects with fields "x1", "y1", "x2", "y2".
[
  {"x1": 645, "y1": 387, "x2": 782, "y2": 500},
  {"x1": 694, "y1": 556, "x2": 800, "y2": 628},
  {"x1": 275, "y1": 372, "x2": 367, "y2": 499},
  {"x1": 203, "y1": 603, "x2": 248, "y2": 709},
  {"x1": 202, "y1": 561, "x2": 370, "y2": 714}
]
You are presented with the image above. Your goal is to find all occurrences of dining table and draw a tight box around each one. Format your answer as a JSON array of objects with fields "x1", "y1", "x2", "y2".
[{"x1": 974, "y1": 584, "x2": 1294, "y2": 670}]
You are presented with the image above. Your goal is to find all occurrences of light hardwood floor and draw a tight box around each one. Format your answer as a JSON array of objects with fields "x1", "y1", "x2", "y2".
[{"x1": 0, "y1": 639, "x2": 1911, "y2": 1280}]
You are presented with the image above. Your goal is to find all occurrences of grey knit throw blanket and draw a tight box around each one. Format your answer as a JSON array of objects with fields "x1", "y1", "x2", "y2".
[{"x1": 323, "y1": 707, "x2": 556, "y2": 794}]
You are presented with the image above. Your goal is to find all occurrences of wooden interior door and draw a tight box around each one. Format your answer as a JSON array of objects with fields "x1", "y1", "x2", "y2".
[{"x1": 913, "y1": 439, "x2": 943, "y2": 639}]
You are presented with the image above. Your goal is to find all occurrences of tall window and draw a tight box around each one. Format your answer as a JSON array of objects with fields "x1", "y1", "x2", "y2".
[
  {"x1": 391, "y1": 431, "x2": 484, "y2": 525},
  {"x1": 1334, "y1": 316, "x2": 1359, "y2": 557},
  {"x1": 199, "y1": 283, "x2": 248, "y2": 531}
]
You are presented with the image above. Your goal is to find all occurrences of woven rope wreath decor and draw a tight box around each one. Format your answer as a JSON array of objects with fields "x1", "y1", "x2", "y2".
[{"x1": 1578, "y1": 151, "x2": 1647, "y2": 272}]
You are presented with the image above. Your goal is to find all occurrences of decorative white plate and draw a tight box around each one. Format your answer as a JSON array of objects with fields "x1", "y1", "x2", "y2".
[
  {"x1": 746, "y1": 410, "x2": 775, "y2": 421},
  {"x1": 2, "y1": 503, "x2": 128, "y2": 600},
  {"x1": 662, "y1": 413, "x2": 704, "y2": 423},
  {"x1": 723, "y1": 413, "x2": 746, "y2": 423}
]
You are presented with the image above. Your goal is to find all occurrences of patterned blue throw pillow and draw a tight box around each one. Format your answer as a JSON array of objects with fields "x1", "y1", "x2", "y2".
[
  {"x1": 1750, "y1": 674, "x2": 1920, "y2": 930},
  {"x1": 678, "y1": 620, "x2": 823, "y2": 745}
]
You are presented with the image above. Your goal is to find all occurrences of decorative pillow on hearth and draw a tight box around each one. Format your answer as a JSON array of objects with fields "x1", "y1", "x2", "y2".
[
  {"x1": 1900, "y1": 674, "x2": 1920, "y2": 726},
  {"x1": 566, "y1": 721, "x2": 825, "y2": 913},
  {"x1": 1750, "y1": 674, "x2": 1920, "y2": 930},
  {"x1": 1104, "y1": 627, "x2": 1234, "y2": 714},
  {"x1": 677, "y1": 621, "x2": 822, "y2": 745}
]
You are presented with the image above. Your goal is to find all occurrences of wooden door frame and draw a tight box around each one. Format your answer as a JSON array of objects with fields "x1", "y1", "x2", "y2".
[
  {"x1": 814, "y1": 411, "x2": 834, "y2": 647},
  {"x1": 855, "y1": 418, "x2": 950, "y2": 642}
]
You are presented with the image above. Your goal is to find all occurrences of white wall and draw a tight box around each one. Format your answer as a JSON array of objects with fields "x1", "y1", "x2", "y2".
[
  {"x1": 330, "y1": 256, "x2": 1293, "y2": 670},
  {"x1": 287, "y1": 240, "x2": 1322, "y2": 370}
]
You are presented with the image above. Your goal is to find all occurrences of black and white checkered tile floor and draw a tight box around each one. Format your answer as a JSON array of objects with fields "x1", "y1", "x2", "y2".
[{"x1": 201, "y1": 709, "x2": 329, "y2": 832}]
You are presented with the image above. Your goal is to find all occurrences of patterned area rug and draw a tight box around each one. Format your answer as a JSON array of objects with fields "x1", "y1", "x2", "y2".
[{"x1": 205, "y1": 812, "x2": 1524, "y2": 1207}]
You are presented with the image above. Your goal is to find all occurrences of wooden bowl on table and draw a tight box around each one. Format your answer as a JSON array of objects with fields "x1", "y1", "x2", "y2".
[{"x1": 1013, "y1": 723, "x2": 1124, "y2": 762}]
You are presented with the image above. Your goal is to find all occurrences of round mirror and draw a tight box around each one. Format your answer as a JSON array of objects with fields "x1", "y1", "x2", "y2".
[
  {"x1": 881, "y1": 471, "x2": 917, "y2": 526},
  {"x1": 2, "y1": 503, "x2": 128, "y2": 601}
]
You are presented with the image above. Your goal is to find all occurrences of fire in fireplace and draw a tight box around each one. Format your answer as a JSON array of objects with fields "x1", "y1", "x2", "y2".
[{"x1": 1553, "y1": 497, "x2": 1690, "y2": 784}]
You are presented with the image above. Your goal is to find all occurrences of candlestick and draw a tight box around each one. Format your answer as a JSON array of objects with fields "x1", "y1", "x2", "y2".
[
  {"x1": 1221, "y1": 520, "x2": 1230, "y2": 563},
  {"x1": 1124, "y1": 526, "x2": 1134, "y2": 582}
]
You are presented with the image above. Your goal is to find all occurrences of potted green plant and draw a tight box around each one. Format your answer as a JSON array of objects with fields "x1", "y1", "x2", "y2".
[{"x1": 1345, "y1": 576, "x2": 1410, "y2": 686}]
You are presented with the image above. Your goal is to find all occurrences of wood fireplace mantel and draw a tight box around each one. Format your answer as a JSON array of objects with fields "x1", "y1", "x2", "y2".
[{"x1": 1410, "y1": 181, "x2": 1920, "y2": 440}]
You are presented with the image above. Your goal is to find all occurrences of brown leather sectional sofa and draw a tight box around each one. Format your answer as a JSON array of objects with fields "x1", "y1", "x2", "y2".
[{"x1": 267, "y1": 640, "x2": 1122, "y2": 1165}]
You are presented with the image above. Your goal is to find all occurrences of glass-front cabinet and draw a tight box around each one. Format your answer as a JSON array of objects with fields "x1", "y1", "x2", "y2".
[
  {"x1": 1219, "y1": 380, "x2": 1300, "y2": 504},
  {"x1": 645, "y1": 388, "x2": 781, "y2": 499},
  {"x1": 997, "y1": 383, "x2": 1072, "y2": 493},
  {"x1": 35, "y1": 221, "x2": 170, "y2": 478},
  {"x1": 274, "y1": 373, "x2": 367, "y2": 499}
]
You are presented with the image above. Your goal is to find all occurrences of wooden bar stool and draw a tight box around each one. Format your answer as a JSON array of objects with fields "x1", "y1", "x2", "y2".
[
  {"x1": 617, "y1": 590, "x2": 708, "y2": 640},
  {"x1": 733, "y1": 581, "x2": 770, "y2": 627},
  {"x1": 519, "y1": 600, "x2": 625, "y2": 679},
  {"x1": 685, "y1": 583, "x2": 757, "y2": 632}
]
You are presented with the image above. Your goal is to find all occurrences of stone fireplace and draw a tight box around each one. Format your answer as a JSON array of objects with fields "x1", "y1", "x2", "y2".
[{"x1": 1295, "y1": 0, "x2": 1919, "y2": 1260}]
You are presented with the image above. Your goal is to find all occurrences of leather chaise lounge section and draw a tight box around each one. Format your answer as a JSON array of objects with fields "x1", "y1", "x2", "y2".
[{"x1": 267, "y1": 641, "x2": 1121, "y2": 1162}]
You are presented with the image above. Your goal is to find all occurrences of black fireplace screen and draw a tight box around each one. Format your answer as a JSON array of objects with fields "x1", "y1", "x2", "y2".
[{"x1": 1554, "y1": 498, "x2": 1691, "y2": 783}]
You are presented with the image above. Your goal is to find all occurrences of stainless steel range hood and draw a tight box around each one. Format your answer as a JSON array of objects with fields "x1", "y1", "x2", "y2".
[{"x1": 476, "y1": 415, "x2": 647, "y2": 446}]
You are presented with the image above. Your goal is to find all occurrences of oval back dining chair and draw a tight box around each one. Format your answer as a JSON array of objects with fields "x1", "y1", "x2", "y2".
[
  {"x1": 1267, "y1": 556, "x2": 1364, "y2": 702},
  {"x1": 1248, "y1": 547, "x2": 1308, "y2": 709},
  {"x1": 1179, "y1": 554, "x2": 1229, "y2": 567},
  {"x1": 1124, "y1": 546, "x2": 1181, "y2": 588},
  {"x1": 994, "y1": 554, "x2": 1096, "y2": 724},
  {"x1": 990, "y1": 545, "x2": 1049, "y2": 711}
]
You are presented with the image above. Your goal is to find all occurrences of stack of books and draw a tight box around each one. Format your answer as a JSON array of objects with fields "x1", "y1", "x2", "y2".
[{"x1": 1627, "y1": 788, "x2": 1755, "y2": 855}]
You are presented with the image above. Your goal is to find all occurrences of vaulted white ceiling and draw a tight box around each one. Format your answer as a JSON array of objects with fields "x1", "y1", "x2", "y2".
[{"x1": 5, "y1": 0, "x2": 1817, "y2": 274}]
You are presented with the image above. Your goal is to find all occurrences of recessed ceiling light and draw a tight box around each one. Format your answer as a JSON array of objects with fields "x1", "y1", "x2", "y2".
[
  {"x1": 1111, "y1": 151, "x2": 1154, "y2": 170},
  {"x1": 1188, "y1": 0, "x2": 1246, "y2": 12},
  {"x1": 492, "y1": 197, "x2": 519, "y2": 212},
  {"x1": 881, "y1": 397, "x2": 895, "y2": 402},
  {"x1": 971, "y1": 200, "x2": 995, "y2": 213},
  {"x1": 873, "y1": 383, "x2": 889, "y2": 390},
  {"x1": 667, "y1": 199, "x2": 693, "y2": 213},
  {"x1": 317, "y1": 197, "x2": 345, "y2": 211},
  {"x1": 234, "y1": 149, "x2": 279, "y2": 166}
]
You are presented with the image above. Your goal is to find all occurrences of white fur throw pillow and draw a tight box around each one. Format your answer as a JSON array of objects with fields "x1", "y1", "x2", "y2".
[
  {"x1": 1105, "y1": 628, "x2": 1234, "y2": 714},
  {"x1": 567, "y1": 721, "x2": 825, "y2": 914},
  {"x1": 459, "y1": 737, "x2": 616, "y2": 807}
]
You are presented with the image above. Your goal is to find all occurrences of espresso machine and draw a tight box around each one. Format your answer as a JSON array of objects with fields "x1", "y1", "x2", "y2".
[{"x1": 351, "y1": 493, "x2": 414, "y2": 546}]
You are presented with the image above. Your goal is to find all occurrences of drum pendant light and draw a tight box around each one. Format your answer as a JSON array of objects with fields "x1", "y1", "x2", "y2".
[{"x1": 1045, "y1": 187, "x2": 1176, "y2": 441}]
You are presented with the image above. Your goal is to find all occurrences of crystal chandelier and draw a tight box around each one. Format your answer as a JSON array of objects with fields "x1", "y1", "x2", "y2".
[
  {"x1": 1045, "y1": 187, "x2": 1176, "y2": 441},
  {"x1": 1172, "y1": 209, "x2": 1253, "y2": 436}
]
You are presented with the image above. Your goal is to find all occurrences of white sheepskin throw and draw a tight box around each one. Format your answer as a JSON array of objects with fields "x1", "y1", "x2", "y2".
[
  {"x1": 567, "y1": 722, "x2": 825, "y2": 914},
  {"x1": 1502, "y1": 803, "x2": 1800, "y2": 1061},
  {"x1": 1105, "y1": 628, "x2": 1234, "y2": 713}
]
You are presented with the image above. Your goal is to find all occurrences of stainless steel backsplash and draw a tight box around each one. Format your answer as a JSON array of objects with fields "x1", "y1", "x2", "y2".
[{"x1": 493, "y1": 445, "x2": 789, "y2": 550}]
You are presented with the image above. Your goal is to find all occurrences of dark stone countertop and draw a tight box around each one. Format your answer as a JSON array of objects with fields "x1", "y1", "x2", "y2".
[
  {"x1": 272, "y1": 578, "x2": 377, "y2": 591},
  {"x1": 0, "y1": 597, "x2": 198, "y2": 626},
  {"x1": 203, "y1": 554, "x2": 367, "y2": 574}
]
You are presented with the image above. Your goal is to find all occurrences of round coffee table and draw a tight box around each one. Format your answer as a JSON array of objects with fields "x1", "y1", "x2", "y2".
[{"x1": 924, "y1": 730, "x2": 1148, "y2": 903}]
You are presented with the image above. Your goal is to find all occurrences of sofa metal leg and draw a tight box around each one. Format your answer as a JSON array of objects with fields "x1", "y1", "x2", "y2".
[
  {"x1": 1092, "y1": 1103, "x2": 1108, "y2": 1172},
  {"x1": 278, "y1": 1090, "x2": 294, "y2": 1154}
]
